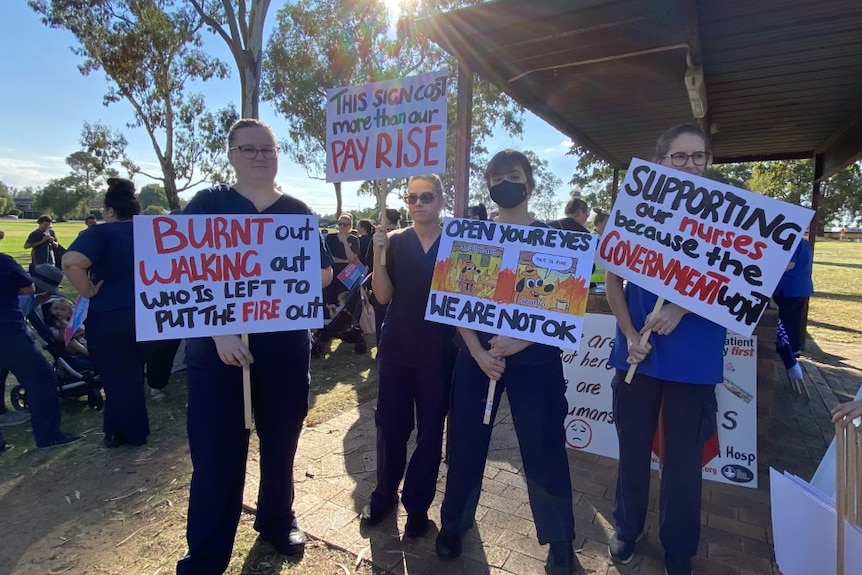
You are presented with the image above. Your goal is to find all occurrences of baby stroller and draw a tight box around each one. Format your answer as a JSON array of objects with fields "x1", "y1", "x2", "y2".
[
  {"x1": 312, "y1": 274, "x2": 371, "y2": 357},
  {"x1": 10, "y1": 299, "x2": 103, "y2": 411}
]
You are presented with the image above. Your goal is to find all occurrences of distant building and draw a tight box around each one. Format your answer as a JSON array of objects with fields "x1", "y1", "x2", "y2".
[{"x1": 13, "y1": 197, "x2": 39, "y2": 219}]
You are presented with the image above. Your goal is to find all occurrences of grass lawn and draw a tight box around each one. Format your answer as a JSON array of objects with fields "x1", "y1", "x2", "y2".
[{"x1": 808, "y1": 239, "x2": 862, "y2": 345}]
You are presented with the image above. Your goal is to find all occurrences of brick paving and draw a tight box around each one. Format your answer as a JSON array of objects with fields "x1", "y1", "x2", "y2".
[{"x1": 242, "y1": 339, "x2": 862, "y2": 574}]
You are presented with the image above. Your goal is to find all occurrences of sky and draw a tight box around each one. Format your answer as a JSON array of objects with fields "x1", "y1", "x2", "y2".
[{"x1": 0, "y1": 1, "x2": 577, "y2": 218}]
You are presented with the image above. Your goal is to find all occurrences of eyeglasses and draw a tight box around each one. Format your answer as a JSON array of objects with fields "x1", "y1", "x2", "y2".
[
  {"x1": 336, "y1": 222, "x2": 350, "y2": 227},
  {"x1": 663, "y1": 151, "x2": 710, "y2": 167},
  {"x1": 229, "y1": 145, "x2": 280, "y2": 160},
  {"x1": 403, "y1": 192, "x2": 438, "y2": 205}
]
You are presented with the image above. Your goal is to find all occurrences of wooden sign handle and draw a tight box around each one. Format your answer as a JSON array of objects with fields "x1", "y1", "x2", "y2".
[
  {"x1": 241, "y1": 333, "x2": 252, "y2": 430},
  {"x1": 483, "y1": 379, "x2": 497, "y2": 425},
  {"x1": 625, "y1": 297, "x2": 664, "y2": 384}
]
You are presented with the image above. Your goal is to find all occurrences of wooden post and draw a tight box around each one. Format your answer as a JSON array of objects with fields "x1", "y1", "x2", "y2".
[{"x1": 241, "y1": 333, "x2": 252, "y2": 430}]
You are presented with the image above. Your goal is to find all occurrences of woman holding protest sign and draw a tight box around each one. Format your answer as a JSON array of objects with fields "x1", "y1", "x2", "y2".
[
  {"x1": 64, "y1": 177, "x2": 149, "y2": 449},
  {"x1": 360, "y1": 174, "x2": 455, "y2": 538},
  {"x1": 175, "y1": 119, "x2": 333, "y2": 575},
  {"x1": 436, "y1": 150, "x2": 577, "y2": 575},
  {"x1": 604, "y1": 124, "x2": 725, "y2": 575}
]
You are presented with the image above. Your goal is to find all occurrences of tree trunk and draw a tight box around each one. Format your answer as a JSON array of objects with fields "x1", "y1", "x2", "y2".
[
  {"x1": 334, "y1": 182, "x2": 342, "y2": 218},
  {"x1": 163, "y1": 172, "x2": 181, "y2": 212},
  {"x1": 240, "y1": 52, "x2": 260, "y2": 119},
  {"x1": 376, "y1": 180, "x2": 390, "y2": 225}
]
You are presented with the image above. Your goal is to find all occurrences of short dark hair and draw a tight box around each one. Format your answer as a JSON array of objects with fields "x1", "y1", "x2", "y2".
[
  {"x1": 384, "y1": 208, "x2": 401, "y2": 225},
  {"x1": 484, "y1": 149, "x2": 535, "y2": 192},
  {"x1": 468, "y1": 204, "x2": 488, "y2": 220},
  {"x1": 104, "y1": 177, "x2": 141, "y2": 219},
  {"x1": 37, "y1": 215, "x2": 52, "y2": 224},
  {"x1": 85, "y1": 215, "x2": 96, "y2": 222},
  {"x1": 564, "y1": 197, "x2": 588, "y2": 217}
]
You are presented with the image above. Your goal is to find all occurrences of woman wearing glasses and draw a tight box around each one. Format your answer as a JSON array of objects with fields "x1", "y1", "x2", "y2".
[
  {"x1": 360, "y1": 175, "x2": 454, "y2": 539},
  {"x1": 436, "y1": 150, "x2": 577, "y2": 575},
  {"x1": 176, "y1": 119, "x2": 333, "y2": 575},
  {"x1": 604, "y1": 124, "x2": 724, "y2": 575}
]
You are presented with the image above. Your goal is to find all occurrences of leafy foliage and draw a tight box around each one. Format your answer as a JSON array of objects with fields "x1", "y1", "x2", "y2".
[
  {"x1": 33, "y1": 176, "x2": 92, "y2": 221},
  {"x1": 29, "y1": 0, "x2": 237, "y2": 210}
]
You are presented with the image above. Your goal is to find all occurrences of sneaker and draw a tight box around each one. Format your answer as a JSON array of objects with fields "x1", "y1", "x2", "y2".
[
  {"x1": 404, "y1": 512, "x2": 429, "y2": 538},
  {"x1": 0, "y1": 443, "x2": 12, "y2": 454},
  {"x1": 260, "y1": 527, "x2": 307, "y2": 556},
  {"x1": 607, "y1": 532, "x2": 643, "y2": 564},
  {"x1": 0, "y1": 410, "x2": 31, "y2": 427},
  {"x1": 38, "y1": 432, "x2": 84, "y2": 449},
  {"x1": 664, "y1": 555, "x2": 692, "y2": 575},
  {"x1": 435, "y1": 531, "x2": 462, "y2": 559},
  {"x1": 360, "y1": 500, "x2": 396, "y2": 526},
  {"x1": 545, "y1": 541, "x2": 575, "y2": 575}
]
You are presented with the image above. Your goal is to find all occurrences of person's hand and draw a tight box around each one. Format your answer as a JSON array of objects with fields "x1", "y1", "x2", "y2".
[
  {"x1": 488, "y1": 335, "x2": 530, "y2": 358},
  {"x1": 473, "y1": 347, "x2": 505, "y2": 381},
  {"x1": 86, "y1": 279, "x2": 104, "y2": 299},
  {"x1": 372, "y1": 229, "x2": 389, "y2": 251},
  {"x1": 624, "y1": 329, "x2": 652, "y2": 365},
  {"x1": 831, "y1": 400, "x2": 862, "y2": 427},
  {"x1": 212, "y1": 335, "x2": 254, "y2": 368},
  {"x1": 642, "y1": 302, "x2": 688, "y2": 337}
]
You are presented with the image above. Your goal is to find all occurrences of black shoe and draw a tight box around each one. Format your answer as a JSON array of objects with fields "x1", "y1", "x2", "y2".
[
  {"x1": 546, "y1": 541, "x2": 575, "y2": 575},
  {"x1": 404, "y1": 513, "x2": 429, "y2": 538},
  {"x1": 354, "y1": 339, "x2": 367, "y2": 354},
  {"x1": 664, "y1": 555, "x2": 692, "y2": 575},
  {"x1": 360, "y1": 502, "x2": 395, "y2": 526},
  {"x1": 104, "y1": 434, "x2": 147, "y2": 448},
  {"x1": 261, "y1": 527, "x2": 307, "y2": 556},
  {"x1": 608, "y1": 533, "x2": 642, "y2": 564},
  {"x1": 435, "y1": 531, "x2": 462, "y2": 559},
  {"x1": 38, "y1": 432, "x2": 84, "y2": 449}
]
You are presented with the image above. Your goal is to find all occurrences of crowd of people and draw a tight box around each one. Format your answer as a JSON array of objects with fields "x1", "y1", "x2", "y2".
[{"x1": 2, "y1": 119, "x2": 859, "y2": 575}]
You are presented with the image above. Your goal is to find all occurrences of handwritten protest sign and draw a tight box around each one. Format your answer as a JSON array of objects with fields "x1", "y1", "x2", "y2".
[
  {"x1": 134, "y1": 215, "x2": 324, "y2": 341},
  {"x1": 562, "y1": 313, "x2": 759, "y2": 487},
  {"x1": 325, "y1": 72, "x2": 448, "y2": 182},
  {"x1": 598, "y1": 159, "x2": 814, "y2": 336},
  {"x1": 337, "y1": 262, "x2": 368, "y2": 291},
  {"x1": 425, "y1": 218, "x2": 596, "y2": 347}
]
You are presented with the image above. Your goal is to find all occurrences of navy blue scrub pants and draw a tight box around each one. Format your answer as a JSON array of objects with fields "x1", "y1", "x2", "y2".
[
  {"x1": 370, "y1": 361, "x2": 450, "y2": 515},
  {"x1": 440, "y1": 352, "x2": 574, "y2": 544},
  {"x1": 177, "y1": 332, "x2": 310, "y2": 575},
  {"x1": 0, "y1": 327, "x2": 64, "y2": 446},
  {"x1": 772, "y1": 294, "x2": 807, "y2": 354},
  {"x1": 86, "y1": 309, "x2": 149, "y2": 444},
  {"x1": 611, "y1": 371, "x2": 717, "y2": 559}
]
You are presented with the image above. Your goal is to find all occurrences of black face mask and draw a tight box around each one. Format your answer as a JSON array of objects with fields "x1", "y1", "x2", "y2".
[{"x1": 489, "y1": 180, "x2": 527, "y2": 209}]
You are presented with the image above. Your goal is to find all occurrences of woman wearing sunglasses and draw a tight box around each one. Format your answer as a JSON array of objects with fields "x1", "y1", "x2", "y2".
[
  {"x1": 604, "y1": 124, "x2": 723, "y2": 575},
  {"x1": 361, "y1": 175, "x2": 455, "y2": 539},
  {"x1": 436, "y1": 150, "x2": 577, "y2": 575}
]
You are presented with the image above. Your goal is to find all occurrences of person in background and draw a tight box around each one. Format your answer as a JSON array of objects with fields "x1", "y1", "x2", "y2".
[
  {"x1": 604, "y1": 124, "x2": 723, "y2": 575},
  {"x1": 175, "y1": 118, "x2": 333, "y2": 575},
  {"x1": 590, "y1": 210, "x2": 610, "y2": 286},
  {"x1": 772, "y1": 238, "x2": 813, "y2": 356},
  {"x1": 361, "y1": 174, "x2": 454, "y2": 538},
  {"x1": 85, "y1": 215, "x2": 97, "y2": 228},
  {"x1": 64, "y1": 178, "x2": 148, "y2": 449},
  {"x1": 466, "y1": 203, "x2": 488, "y2": 220},
  {"x1": 0, "y1": 226, "x2": 31, "y2": 430},
  {"x1": 0, "y1": 234, "x2": 83, "y2": 449},
  {"x1": 436, "y1": 150, "x2": 577, "y2": 575},
  {"x1": 548, "y1": 195, "x2": 589, "y2": 232},
  {"x1": 24, "y1": 215, "x2": 59, "y2": 272},
  {"x1": 356, "y1": 219, "x2": 374, "y2": 267}
]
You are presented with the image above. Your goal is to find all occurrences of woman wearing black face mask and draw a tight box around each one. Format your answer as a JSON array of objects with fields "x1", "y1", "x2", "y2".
[{"x1": 436, "y1": 150, "x2": 577, "y2": 575}]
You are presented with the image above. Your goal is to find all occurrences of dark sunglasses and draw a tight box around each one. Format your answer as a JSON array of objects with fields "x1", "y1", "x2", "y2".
[
  {"x1": 403, "y1": 192, "x2": 438, "y2": 205},
  {"x1": 336, "y1": 221, "x2": 350, "y2": 227}
]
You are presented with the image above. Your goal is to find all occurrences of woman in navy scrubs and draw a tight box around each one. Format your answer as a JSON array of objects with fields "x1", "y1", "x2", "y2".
[
  {"x1": 436, "y1": 150, "x2": 576, "y2": 575},
  {"x1": 176, "y1": 119, "x2": 333, "y2": 575},
  {"x1": 604, "y1": 124, "x2": 725, "y2": 575},
  {"x1": 64, "y1": 178, "x2": 148, "y2": 448},
  {"x1": 360, "y1": 174, "x2": 453, "y2": 537}
]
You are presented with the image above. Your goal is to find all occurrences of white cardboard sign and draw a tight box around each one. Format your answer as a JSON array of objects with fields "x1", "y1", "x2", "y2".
[
  {"x1": 134, "y1": 214, "x2": 324, "y2": 341},
  {"x1": 598, "y1": 159, "x2": 814, "y2": 336}
]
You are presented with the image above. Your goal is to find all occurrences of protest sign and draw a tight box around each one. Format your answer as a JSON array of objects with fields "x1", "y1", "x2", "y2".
[
  {"x1": 425, "y1": 218, "x2": 596, "y2": 347},
  {"x1": 325, "y1": 72, "x2": 448, "y2": 182},
  {"x1": 598, "y1": 159, "x2": 814, "y2": 336},
  {"x1": 337, "y1": 262, "x2": 368, "y2": 291},
  {"x1": 64, "y1": 295, "x2": 89, "y2": 345},
  {"x1": 563, "y1": 313, "x2": 759, "y2": 488},
  {"x1": 134, "y1": 214, "x2": 325, "y2": 341}
]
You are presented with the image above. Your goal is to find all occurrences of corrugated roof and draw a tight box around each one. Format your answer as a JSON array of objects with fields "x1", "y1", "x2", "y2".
[{"x1": 419, "y1": 0, "x2": 862, "y2": 178}]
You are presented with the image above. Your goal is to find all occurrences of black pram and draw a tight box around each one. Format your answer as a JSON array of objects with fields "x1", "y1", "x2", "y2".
[{"x1": 312, "y1": 274, "x2": 371, "y2": 357}]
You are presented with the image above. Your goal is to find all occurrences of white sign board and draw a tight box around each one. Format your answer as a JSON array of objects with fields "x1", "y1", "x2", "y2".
[
  {"x1": 325, "y1": 71, "x2": 449, "y2": 183},
  {"x1": 134, "y1": 214, "x2": 324, "y2": 341},
  {"x1": 598, "y1": 159, "x2": 814, "y2": 335},
  {"x1": 563, "y1": 313, "x2": 759, "y2": 488},
  {"x1": 424, "y1": 218, "x2": 596, "y2": 347}
]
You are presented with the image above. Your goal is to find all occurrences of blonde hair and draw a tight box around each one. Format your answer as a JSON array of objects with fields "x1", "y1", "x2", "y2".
[
  {"x1": 227, "y1": 118, "x2": 277, "y2": 148},
  {"x1": 49, "y1": 298, "x2": 74, "y2": 317}
]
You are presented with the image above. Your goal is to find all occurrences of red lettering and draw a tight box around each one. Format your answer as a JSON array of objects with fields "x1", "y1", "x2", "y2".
[
  {"x1": 138, "y1": 251, "x2": 261, "y2": 285},
  {"x1": 153, "y1": 217, "x2": 186, "y2": 254}
]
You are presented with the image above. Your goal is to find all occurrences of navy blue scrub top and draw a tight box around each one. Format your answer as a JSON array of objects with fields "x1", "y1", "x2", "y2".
[
  {"x1": 0, "y1": 254, "x2": 31, "y2": 333},
  {"x1": 68, "y1": 220, "x2": 136, "y2": 314},
  {"x1": 379, "y1": 227, "x2": 453, "y2": 369}
]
